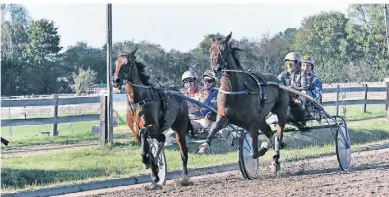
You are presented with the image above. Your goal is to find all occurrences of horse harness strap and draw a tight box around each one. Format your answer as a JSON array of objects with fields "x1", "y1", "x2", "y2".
[
  {"x1": 247, "y1": 72, "x2": 267, "y2": 115},
  {"x1": 220, "y1": 69, "x2": 272, "y2": 116},
  {"x1": 128, "y1": 98, "x2": 156, "y2": 112}
]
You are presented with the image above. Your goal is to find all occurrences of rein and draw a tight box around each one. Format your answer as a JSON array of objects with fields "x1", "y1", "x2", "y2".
[
  {"x1": 122, "y1": 59, "x2": 160, "y2": 115},
  {"x1": 126, "y1": 81, "x2": 160, "y2": 113},
  {"x1": 218, "y1": 69, "x2": 280, "y2": 95},
  {"x1": 125, "y1": 80, "x2": 170, "y2": 132}
]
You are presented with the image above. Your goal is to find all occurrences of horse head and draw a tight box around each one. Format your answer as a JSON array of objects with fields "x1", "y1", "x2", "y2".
[
  {"x1": 208, "y1": 32, "x2": 243, "y2": 78},
  {"x1": 112, "y1": 47, "x2": 139, "y2": 89}
]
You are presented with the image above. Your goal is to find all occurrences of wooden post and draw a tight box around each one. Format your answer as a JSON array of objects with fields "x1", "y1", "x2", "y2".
[
  {"x1": 8, "y1": 107, "x2": 12, "y2": 137},
  {"x1": 362, "y1": 84, "x2": 368, "y2": 113},
  {"x1": 51, "y1": 94, "x2": 59, "y2": 136},
  {"x1": 100, "y1": 96, "x2": 107, "y2": 146},
  {"x1": 106, "y1": 4, "x2": 114, "y2": 144},
  {"x1": 385, "y1": 77, "x2": 389, "y2": 120},
  {"x1": 100, "y1": 96, "x2": 113, "y2": 145},
  {"x1": 336, "y1": 84, "x2": 340, "y2": 116}
]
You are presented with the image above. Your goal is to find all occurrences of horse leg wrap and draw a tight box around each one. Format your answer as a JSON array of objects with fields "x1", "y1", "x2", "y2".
[
  {"x1": 154, "y1": 142, "x2": 165, "y2": 168},
  {"x1": 140, "y1": 128, "x2": 150, "y2": 168},
  {"x1": 272, "y1": 154, "x2": 280, "y2": 164}
]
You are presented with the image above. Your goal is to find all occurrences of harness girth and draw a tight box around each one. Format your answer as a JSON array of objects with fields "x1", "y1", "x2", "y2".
[
  {"x1": 246, "y1": 72, "x2": 267, "y2": 115},
  {"x1": 127, "y1": 87, "x2": 170, "y2": 133}
]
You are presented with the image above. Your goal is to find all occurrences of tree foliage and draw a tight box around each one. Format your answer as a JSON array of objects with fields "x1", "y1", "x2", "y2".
[{"x1": 1, "y1": 4, "x2": 388, "y2": 96}]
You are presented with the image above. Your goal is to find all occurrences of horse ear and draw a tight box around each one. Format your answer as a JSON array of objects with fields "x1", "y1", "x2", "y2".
[
  {"x1": 209, "y1": 35, "x2": 216, "y2": 43},
  {"x1": 130, "y1": 47, "x2": 138, "y2": 57},
  {"x1": 224, "y1": 32, "x2": 232, "y2": 43}
]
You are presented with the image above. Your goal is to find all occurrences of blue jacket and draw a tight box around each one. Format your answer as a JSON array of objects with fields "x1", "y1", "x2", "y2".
[
  {"x1": 185, "y1": 87, "x2": 218, "y2": 119},
  {"x1": 307, "y1": 73, "x2": 322, "y2": 100}
]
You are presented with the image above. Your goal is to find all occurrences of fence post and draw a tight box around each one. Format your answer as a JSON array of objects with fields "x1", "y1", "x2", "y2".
[
  {"x1": 335, "y1": 84, "x2": 340, "y2": 116},
  {"x1": 100, "y1": 96, "x2": 107, "y2": 146},
  {"x1": 362, "y1": 84, "x2": 368, "y2": 113},
  {"x1": 100, "y1": 95, "x2": 113, "y2": 145},
  {"x1": 51, "y1": 94, "x2": 59, "y2": 136},
  {"x1": 385, "y1": 78, "x2": 389, "y2": 120},
  {"x1": 8, "y1": 107, "x2": 12, "y2": 137}
]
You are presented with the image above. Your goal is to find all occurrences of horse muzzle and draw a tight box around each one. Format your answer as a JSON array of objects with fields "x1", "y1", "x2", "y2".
[{"x1": 112, "y1": 77, "x2": 121, "y2": 89}]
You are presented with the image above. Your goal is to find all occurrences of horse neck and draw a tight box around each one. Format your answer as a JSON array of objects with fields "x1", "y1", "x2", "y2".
[
  {"x1": 221, "y1": 53, "x2": 246, "y2": 92},
  {"x1": 128, "y1": 69, "x2": 156, "y2": 103},
  {"x1": 124, "y1": 83, "x2": 135, "y2": 105}
]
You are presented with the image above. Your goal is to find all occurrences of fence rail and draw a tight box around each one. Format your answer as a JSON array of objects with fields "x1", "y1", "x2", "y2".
[{"x1": 1, "y1": 81, "x2": 389, "y2": 136}]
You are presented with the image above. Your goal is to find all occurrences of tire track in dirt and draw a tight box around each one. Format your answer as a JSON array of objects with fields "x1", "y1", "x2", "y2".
[{"x1": 61, "y1": 148, "x2": 389, "y2": 197}]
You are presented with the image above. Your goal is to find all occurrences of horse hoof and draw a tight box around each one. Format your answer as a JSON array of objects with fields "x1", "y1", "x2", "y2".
[
  {"x1": 181, "y1": 176, "x2": 192, "y2": 186},
  {"x1": 143, "y1": 163, "x2": 150, "y2": 169},
  {"x1": 144, "y1": 183, "x2": 163, "y2": 191},
  {"x1": 174, "y1": 176, "x2": 193, "y2": 187},
  {"x1": 280, "y1": 142, "x2": 287, "y2": 149},
  {"x1": 258, "y1": 147, "x2": 268, "y2": 157},
  {"x1": 198, "y1": 143, "x2": 210, "y2": 154},
  {"x1": 271, "y1": 162, "x2": 281, "y2": 173}
]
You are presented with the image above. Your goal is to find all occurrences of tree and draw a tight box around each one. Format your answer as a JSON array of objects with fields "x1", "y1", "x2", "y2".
[
  {"x1": 345, "y1": 4, "x2": 389, "y2": 82},
  {"x1": 294, "y1": 11, "x2": 350, "y2": 83},
  {"x1": 1, "y1": 4, "x2": 31, "y2": 96},
  {"x1": 58, "y1": 42, "x2": 105, "y2": 91},
  {"x1": 26, "y1": 19, "x2": 62, "y2": 94},
  {"x1": 71, "y1": 67, "x2": 97, "y2": 96}
]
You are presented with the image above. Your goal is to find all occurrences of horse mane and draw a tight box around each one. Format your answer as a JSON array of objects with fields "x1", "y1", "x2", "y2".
[
  {"x1": 230, "y1": 47, "x2": 243, "y2": 69},
  {"x1": 133, "y1": 60, "x2": 151, "y2": 86},
  {"x1": 120, "y1": 53, "x2": 151, "y2": 86}
]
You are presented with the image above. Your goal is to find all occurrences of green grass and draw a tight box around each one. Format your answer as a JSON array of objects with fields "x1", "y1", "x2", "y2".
[
  {"x1": 1, "y1": 123, "x2": 132, "y2": 150},
  {"x1": 1, "y1": 105, "x2": 387, "y2": 149},
  {"x1": 1, "y1": 118, "x2": 389, "y2": 192},
  {"x1": 323, "y1": 105, "x2": 387, "y2": 121}
]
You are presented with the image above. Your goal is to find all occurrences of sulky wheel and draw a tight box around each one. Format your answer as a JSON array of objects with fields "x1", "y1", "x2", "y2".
[
  {"x1": 238, "y1": 131, "x2": 259, "y2": 179},
  {"x1": 333, "y1": 115, "x2": 351, "y2": 171}
]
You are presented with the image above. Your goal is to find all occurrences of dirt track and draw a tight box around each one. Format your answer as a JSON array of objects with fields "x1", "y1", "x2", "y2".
[{"x1": 68, "y1": 148, "x2": 389, "y2": 197}]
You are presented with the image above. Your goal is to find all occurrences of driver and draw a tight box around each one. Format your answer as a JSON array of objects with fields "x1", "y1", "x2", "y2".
[
  {"x1": 182, "y1": 69, "x2": 216, "y2": 137},
  {"x1": 294, "y1": 55, "x2": 323, "y2": 116},
  {"x1": 278, "y1": 52, "x2": 302, "y2": 87}
]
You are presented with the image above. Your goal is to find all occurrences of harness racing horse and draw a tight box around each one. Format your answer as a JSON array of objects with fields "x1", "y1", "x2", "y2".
[
  {"x1": 199, "y1": 32, "x2": 290, "y2": 172},
  {"x1": 112, "y1": 48, "x2": 193, "y2": 189}
]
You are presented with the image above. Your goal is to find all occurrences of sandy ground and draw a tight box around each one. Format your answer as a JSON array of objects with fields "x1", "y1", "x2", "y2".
[{"x1": 51, "y1": 147, "x2": 389, "y2": 197}]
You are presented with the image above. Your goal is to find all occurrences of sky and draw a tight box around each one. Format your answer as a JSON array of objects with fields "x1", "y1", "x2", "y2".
[{"x1": 22, "y1": 3, "x2": 351, "y2": 52}]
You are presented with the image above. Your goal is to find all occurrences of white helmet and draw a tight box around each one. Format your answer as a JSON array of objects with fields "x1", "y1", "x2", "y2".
[
  {"x1": 284, "y1": 52, "x2": 302, "y2": 63},
  {"x1": 181, "y1": 69, "x2": 198, "y2": 82}
]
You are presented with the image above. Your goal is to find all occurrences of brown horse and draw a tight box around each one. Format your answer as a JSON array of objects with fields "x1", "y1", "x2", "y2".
[
  {"x1": 199, "y1": 32, "x2": 290, "y2": 172},
  {"x1": 112, "y1": 48, "x2": 193, "y2": 188}
]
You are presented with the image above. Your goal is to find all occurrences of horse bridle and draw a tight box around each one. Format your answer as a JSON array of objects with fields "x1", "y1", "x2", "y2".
[
  {"x1": 211, "y1": 44, "x2": 230, "y2": 75},
  {"x1": 118, "y1": 55, "x2": 160, "y2": 116}
]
